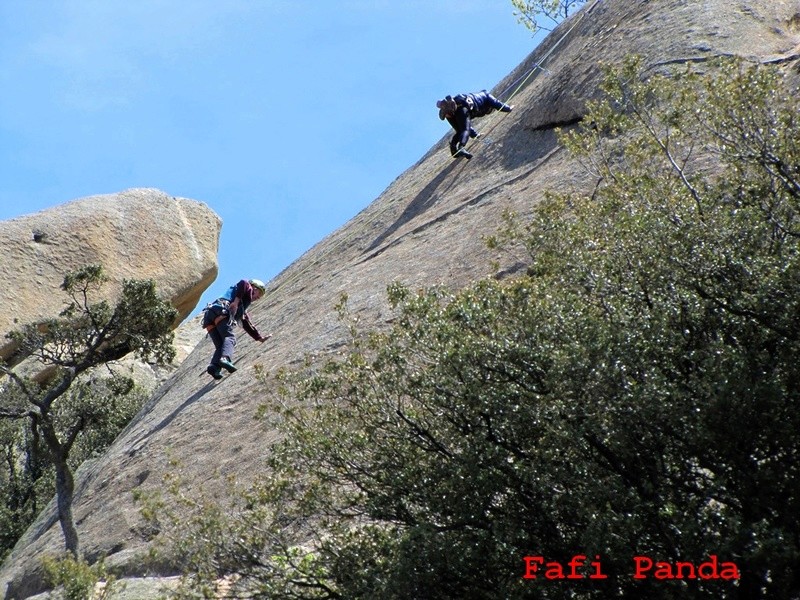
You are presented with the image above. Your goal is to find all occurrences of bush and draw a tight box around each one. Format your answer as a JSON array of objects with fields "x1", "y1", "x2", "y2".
[{"x1": 42, "y1": 554, "x2": 120, "y2": 600}]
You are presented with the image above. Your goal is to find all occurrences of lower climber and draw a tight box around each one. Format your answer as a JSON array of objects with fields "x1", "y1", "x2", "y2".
[{"x1": 202, "y1": 278, "x2": 271, "y2": 380}]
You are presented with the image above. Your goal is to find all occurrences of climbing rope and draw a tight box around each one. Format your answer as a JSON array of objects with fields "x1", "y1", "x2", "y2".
[
  {"x1": 513, "y1": 0, "x2": 601, "y2": 101},
  {"x1": 262, "y1": 0, "x2": 603, "y2": 301},
  {"x1": 477, "y1": 0, "x2": 603, "y2": 145}
]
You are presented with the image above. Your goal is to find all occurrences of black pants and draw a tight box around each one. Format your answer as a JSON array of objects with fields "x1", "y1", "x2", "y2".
[{"x1": 447, "y1": 106, "x2": 472, "y2": 154}]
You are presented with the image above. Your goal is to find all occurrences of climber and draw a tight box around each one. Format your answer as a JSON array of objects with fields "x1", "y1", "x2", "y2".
[
  {"x1": 202, "y1": 278, "x2": 271, "y2": 380},
  {"x1": 437, "y1": 90, "x2": 513, "y2": 159}
]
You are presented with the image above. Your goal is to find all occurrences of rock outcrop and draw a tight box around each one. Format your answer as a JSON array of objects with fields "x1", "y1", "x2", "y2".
[
  {"x1": 3, "y1": 1, "x2": 799, "y2": 597},
  {"x1": 0, "y1": 188, "x2": 221, "y2": 363}
]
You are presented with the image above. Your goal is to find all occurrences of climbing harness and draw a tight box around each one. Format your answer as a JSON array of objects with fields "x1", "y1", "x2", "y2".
[{"x1": 202, "y1": 298, "x2": 233, "y2": 332}]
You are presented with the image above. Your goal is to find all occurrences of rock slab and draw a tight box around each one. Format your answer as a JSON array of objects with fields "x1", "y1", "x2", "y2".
[{"x1": 0, "y1": 188, "x2": 221, "y2": 361}]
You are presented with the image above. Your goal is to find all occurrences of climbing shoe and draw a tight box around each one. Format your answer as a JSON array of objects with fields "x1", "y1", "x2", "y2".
[
  {"x1": 219, "y1": 358, "x2": 238, "y2": 373},
  {"x1": 469, "y1": 129, "x2": 480, "y2": 139},
  {"x1": 206, "y1": 365, "x2": 223, "y2": 380},
  {"x1": 453, "y1": 148, "x2": 473, "y2": 160}
]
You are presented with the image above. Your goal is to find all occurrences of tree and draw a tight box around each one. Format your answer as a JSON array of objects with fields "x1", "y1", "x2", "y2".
[
  {"x1": 0, "y1": 265, "x2": 177, "y2": 557},
  {"x1": 511, "y1": 0, "x2": 587, "y2": 34},
  {"x1": 151, "y1": 58, "x2": 800, "y2": 599},
  {"x1": 0, "y1": 416, "x2": 37, "y2": 559},
  {"x1": 0, "y1": 374, "x2": 151, "y2": 562}
]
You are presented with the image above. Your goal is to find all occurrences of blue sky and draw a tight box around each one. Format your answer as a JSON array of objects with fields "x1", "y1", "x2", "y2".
[{"x1": 0, "y1": 1, "x2": 541, "y2": 313}]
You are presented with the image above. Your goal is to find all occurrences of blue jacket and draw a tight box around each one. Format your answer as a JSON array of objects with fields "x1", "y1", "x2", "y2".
[{"x1": 455, "y1": 90, "x2": 511, "y2": 118}]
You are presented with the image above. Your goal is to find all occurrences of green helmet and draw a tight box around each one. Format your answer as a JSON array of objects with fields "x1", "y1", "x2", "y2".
[{"x1": 250, "y1": 279, "x2": 266, "y2": 293}]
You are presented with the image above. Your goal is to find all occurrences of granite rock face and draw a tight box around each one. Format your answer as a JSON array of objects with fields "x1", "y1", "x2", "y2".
[
  {"x1": 3, "y1": 1, "x2": 799, "y2": 597},
  {"x1": 0, "y1": 188, "x2": 221, "y2": 363}
]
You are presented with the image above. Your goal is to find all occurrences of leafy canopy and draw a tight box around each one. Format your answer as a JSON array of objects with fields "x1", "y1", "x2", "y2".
[
  {"x1": 9, "y1": 264, "x2": 177, "y2": 371},
  {"x1": 1, "y1": 265, "x2": 176, "y2": 557},
  {"x1": 511, "y1": 0, "x2": 588, "y2": 34}
]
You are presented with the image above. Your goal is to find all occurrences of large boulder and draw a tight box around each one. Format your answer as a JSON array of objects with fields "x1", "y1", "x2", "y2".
[
  {"x1": 0, "y1": 188, "x2": 221, "y2": 362},
  {"x1": 2, "y1": 1, "x2": 799, "y2": 598}
]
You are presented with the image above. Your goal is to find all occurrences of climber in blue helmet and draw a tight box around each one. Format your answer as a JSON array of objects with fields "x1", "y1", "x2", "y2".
[
  {"x1": 437, "y1": 90, "x2": 513, "y2": 159},
  {"x1": 202, "y1": 278, "x2": 270, "y2": 380}
]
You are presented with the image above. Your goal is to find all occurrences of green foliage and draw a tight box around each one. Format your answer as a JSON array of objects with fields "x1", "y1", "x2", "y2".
[
  {"x1": 137, "y1": 464, "x2": 345, "y2": 599},
  {"x1": 0, "y1": 265, "x2": 176, "y2": 557},
  {"x1": 10, "y1": 264, "x2": 177, "y2": 369},
  {"x1": 0, "y1": 377, "x2": 149, "y2": 561},
  {"x1": 0, "y1": 418, "x2": 35, "y2": 558},
  {"x1": 42, "y1": 553, "x2": 120, "y2": 600},
  {"x1": 154, "y1": 58, "x2": 800, "y2": 598},
  {"x1": 511, "y1": 0, "x2": 587, "y2": 33}
]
